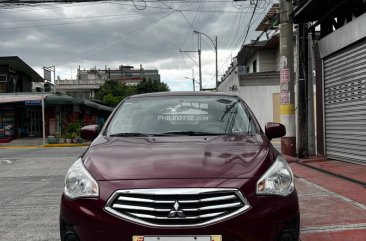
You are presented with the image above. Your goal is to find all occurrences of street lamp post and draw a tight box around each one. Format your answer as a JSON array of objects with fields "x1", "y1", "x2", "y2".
[{"x1": 193, "y1": 30, "x2": 218, "y2": 91}]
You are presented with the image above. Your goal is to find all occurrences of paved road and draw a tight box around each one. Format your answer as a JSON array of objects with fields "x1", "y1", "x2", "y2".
[
  {"x1": 0, "y1": 147, "x2": 88, "y2": 241},
  {"x1": 1, "y1": 147, "x2": 365, "y2": 241}
]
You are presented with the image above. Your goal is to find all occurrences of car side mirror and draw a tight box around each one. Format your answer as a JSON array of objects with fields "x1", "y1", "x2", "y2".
[
  {"x1": 265, "y1": 122, "x2": 286, "y2": 140},
  {"x1": 80, "y1": 124, "x2": 100, "y2": 141}
]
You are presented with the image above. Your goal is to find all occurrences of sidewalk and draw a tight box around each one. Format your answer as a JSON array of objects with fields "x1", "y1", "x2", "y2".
[{"x1": 285, "y1": 156, "x2": 366, "y2": 241}]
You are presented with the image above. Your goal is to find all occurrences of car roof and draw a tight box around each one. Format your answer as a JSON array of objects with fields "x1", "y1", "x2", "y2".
[{"x1": 129, "y1": 91, "x2": 238, "y2": 98}]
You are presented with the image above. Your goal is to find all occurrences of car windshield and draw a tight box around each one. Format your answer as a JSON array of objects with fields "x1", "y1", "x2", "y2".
[{"x1": 108, "y1": 95, "x2": 259, "y2": 136}]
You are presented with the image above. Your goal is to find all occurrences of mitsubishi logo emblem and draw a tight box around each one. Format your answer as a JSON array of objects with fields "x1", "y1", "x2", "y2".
[{"x1": 168, "y1": 201, "x2": 185, "y2": 218}]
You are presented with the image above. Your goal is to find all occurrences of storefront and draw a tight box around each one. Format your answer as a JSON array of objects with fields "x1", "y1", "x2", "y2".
[
  {"x1": 0, "y1": 93, "x2": 113, "y2": 144},
  {"x1": 0, "y1": 94, "x2": 44, "y2": 143},
  {"x1": 293, "y1": 0, "x2": 366, "y2": 164}
]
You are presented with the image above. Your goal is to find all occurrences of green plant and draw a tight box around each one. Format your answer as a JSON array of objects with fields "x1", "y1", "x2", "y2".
[
  {"x1": 65, "y1": 132, "x2": 73, "y2": 139},
  {"x1": 65, "y1": 121, "x2": 81, "y2": 139},
  {"x1": 71, "y1": 132, "x2": 78, "y2": 139}
]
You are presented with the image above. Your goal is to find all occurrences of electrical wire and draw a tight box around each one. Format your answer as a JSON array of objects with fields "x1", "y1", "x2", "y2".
[
  {"x1": 130, "y1": 0, "x2": 147, "y2": 10},
  {"x1": 0, "y1": 12, "x2": 164, "y2": 23},
  {"x1": 54, "y1": 11, "x2": 175, "y2": 66},
  {"x1": 213, "y1": 0, "x2": 272, "y2": 89},
  {"x1": 0, "y1": 13, "x2": 167, "y2": 30}
]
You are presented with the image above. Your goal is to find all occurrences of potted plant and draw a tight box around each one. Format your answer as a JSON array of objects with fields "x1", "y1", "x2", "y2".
[
  {"x1": 47, "y1": 135, "x2": 57, "y2": 144},
  {"x1": 65, "y1": 121, "x2": 81, "y2": 144},
  {"x1": 56, "y1": 132, "x2": 65, "y2": 144},
  {"x1": 72, "y1": 132, "x2": 78, "y2": 143},
  {"x1": 58, "y1": 137, "x2": 65, "y2": 144},
  {"x1": 65, "y1": 132, "x2": 72, "y2": 144}
]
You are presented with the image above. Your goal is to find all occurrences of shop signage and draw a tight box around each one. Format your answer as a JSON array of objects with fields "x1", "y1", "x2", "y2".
[
  {"x1": 25, "y1": 100, "x2": 42, "y2": 106},
  {"x1": 43, "y1": 68, "x2": 52, "y2": 82}
]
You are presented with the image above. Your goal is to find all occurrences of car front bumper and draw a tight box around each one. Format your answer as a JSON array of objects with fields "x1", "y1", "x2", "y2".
[{"x1": 60, "y1": 179, "x2": 300, "y2": 241}]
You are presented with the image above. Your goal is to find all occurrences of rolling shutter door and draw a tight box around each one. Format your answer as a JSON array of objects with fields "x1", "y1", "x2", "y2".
[{"x1": 324, "y1": 39, "x2": 366, "y2": 164}]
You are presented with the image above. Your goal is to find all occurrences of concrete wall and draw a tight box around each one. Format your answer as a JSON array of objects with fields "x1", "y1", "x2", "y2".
[
  {"x1": 218, "y1": 59, "x2": 239, "y2": 94},
  {"x1": 237, "y1": 85, "x2": 280, "y2": 130}
]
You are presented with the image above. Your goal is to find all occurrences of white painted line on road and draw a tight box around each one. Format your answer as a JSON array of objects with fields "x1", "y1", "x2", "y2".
[
  {"x1": 301, "y1": 223, "x2": 366, "y2": 233},
  {"x1": 297, "y1": 178, "x2": 366, "y2": 210}
]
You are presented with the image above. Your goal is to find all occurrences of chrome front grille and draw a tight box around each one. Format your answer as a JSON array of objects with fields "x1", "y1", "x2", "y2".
[{"x1": 105, "y1": 188, "x2": 251, "y2": 227}]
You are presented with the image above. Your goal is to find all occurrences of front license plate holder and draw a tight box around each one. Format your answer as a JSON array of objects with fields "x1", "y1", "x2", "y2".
[{"x1": 133, "y1": 235, "x2": 222, "y2": 241}]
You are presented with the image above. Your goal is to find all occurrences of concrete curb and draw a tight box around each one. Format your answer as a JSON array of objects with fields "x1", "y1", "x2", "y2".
[
  {"x1": 283, "y1": 154, "x2": 299, "y2": 163},
  {"x1": 43, "y1": 143, "x2": 91, "y2": 148},
  {"x1": 0, "y1": 143, "x2": 90, "y2": 149},
  {"x1": 0, "y1": 145, "x2": 43, "y2": 149}
]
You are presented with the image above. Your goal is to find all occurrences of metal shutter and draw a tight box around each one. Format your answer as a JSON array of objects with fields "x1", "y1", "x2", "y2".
[{"x1": 323, "y1": 39, "x2": 366, "y2": 164}]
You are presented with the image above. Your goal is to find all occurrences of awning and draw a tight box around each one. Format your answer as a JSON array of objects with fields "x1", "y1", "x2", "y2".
[
  {"x1": 45, "y1": 94, "x2": 83, "y2": 105},
  {"x1": 45, "y1": 95, "x2": 113, "y2": 112},
  {"x1": 83, "y1": 99, "x2": 114, "y2": 112},
  {"x1": 0, "y1": 93, "x2": 113, "y2": 112},
  {"x1": 0, "y1": 93, "x2": 50, "y2": 104}
]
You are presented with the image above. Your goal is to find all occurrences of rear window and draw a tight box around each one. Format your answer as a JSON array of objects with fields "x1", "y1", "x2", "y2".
[{"x1": 108, "y1": 95, "x2": 259, "y2": 135}]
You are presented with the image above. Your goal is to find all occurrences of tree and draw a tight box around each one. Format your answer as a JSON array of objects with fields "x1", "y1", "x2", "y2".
[
  {"x1": 96, "y1": 80, "x2": 136, "y2": 107},
  {"x1": 136, "y1": 78, "x2": 170, "y2": 94},
  {"x1": 96, "y1": 78, "x2": 170, "y2": 107}
]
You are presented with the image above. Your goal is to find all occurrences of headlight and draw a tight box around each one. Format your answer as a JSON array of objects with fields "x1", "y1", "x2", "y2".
[
  {"x1": 256, "y1": 155, "x2": 294, "y2": 197},
  {"x1": 64, "y1": 158, "x2": 99, "y2": 199}
]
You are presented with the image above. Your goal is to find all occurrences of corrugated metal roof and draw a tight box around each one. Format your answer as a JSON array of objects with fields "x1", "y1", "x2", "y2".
[{"x1": 256, "y1": 3, "x2": 279, "y2": 31}]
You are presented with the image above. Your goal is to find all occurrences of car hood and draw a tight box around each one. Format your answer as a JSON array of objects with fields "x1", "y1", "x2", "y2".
[{"x1": 83, "y1": 134, "x2": 273, "y2": 181}]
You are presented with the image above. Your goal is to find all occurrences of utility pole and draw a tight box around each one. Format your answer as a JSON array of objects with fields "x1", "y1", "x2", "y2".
[
  {"x1": 193, "y1": 31, "x2": 218, "y2": 91},
  {"x1": 198, "y1": 34, "x2": 202, "y2": 91},
  {"x1": 307, "y1": 31, "x2": 316, "y2": 156},
  {"x1": 184, "y1": 69, "x2": 196, "y2": 91},
  {"x1": 192, "y1": 69, "x2": 196, "y2": 91},
  {"x1": 215, "y1": 36, "x2": 218, "y2": 91},
  {"x1": 279, "y1": 0, "x2": 296, "y2": 156},
  {"x1": 180, "y1": 47, "x2": 202, "y2": 91},
  {"x1": 297, "y1": 23, "x2": 308, "y2": 158}
]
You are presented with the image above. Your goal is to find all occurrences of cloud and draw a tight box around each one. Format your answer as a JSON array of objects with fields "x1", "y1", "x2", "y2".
[{"x1": 0, "y1": 0, "x2": 272, "y2": 91}]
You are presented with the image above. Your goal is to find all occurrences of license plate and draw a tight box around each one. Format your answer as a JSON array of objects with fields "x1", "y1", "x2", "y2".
[{"x1": 133, "y1": 235, "x2": 222, "y2": 241}]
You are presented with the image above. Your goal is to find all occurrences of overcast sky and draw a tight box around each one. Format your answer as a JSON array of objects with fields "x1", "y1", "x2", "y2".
[{"x1": 0, "y1": 0, "x2": 273, "y2": 91}]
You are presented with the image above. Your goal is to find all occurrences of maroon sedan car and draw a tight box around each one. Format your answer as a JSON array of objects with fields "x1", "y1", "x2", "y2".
[{"x1": 60, "y1": 92, "x2": 299, "y2": 241}]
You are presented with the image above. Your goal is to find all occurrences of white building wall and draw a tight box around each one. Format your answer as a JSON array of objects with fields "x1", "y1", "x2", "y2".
[
  {"x1": 237, "y1": 85, "x2": 280, "y2": 130},
  {"x1": 218, "y1": 61, "x2": 239, "y2": 94},
  {"x1": 218, "y1": 77, "x2": 233, "y2": 93}
]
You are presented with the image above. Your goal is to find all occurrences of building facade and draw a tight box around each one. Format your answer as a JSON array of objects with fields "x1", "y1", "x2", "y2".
[
  {"x1": 218, "y1": 4, "x2": 287, "y2": 129},
  {"x1": 293, "y1": 0, "x2": 366, "y2": 164},
  {"x1": 0, "y1": 56, "x2": 113, "y2": 144},
  {"x1": 219, "y1": 35, "x2": 282, "y2": 129},
  {"x1": 0, "y1": 56, "x2": 44, "y2": 93},
  {"x1": 56, "y1": 65, "x2": 160, "y2": 99}
]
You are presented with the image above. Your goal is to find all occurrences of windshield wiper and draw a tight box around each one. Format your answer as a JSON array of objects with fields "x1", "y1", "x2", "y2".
[
  {"x1": 110, "y1": 132, "x2": 152, "y2": 137},
  {"x1": 220, "y1": 101, "x2": 239, "y2": 122},
  {"x1": 156, "y1": 131, "x2": 220, "y2": 136}
]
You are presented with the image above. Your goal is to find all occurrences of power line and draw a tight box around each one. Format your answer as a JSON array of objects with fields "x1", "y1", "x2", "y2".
[
  {"x1": 0, "y1": 13, "x2": 167, "y2": 30},
  {"x1": 218, "y1": 1, "x2": 270, "y2": 71},
  {"x1": 54, "y1": 11, "x2": 175, "y2": 66},
  {"x1": 214, "y1": 0, "x2": 272, "y2": 89},
  {"x1": 0, "y1": 11, "x2": 164, "y2": 22}
]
